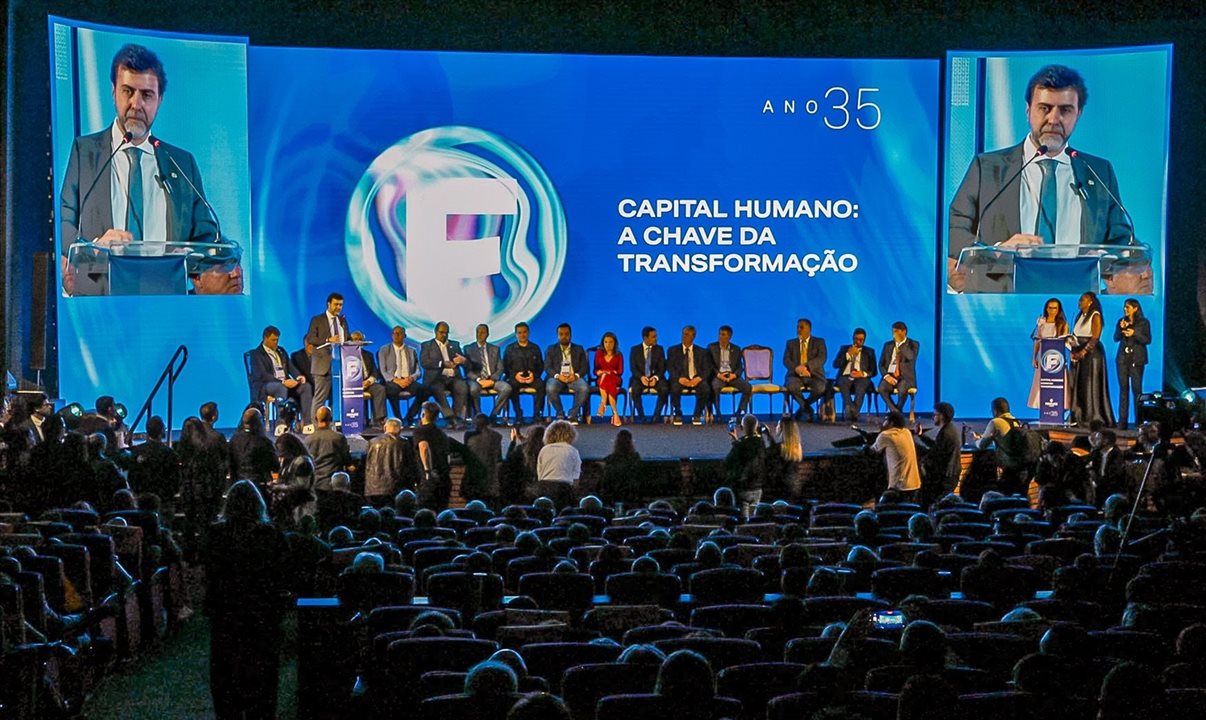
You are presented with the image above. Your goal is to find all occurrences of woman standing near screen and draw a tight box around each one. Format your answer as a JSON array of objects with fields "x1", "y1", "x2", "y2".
[
  {"x1": 1113, "y1": 298, "x2": 1151, "y2": 430},
  {"x1": 594, "y1": 332, "x2": 624, "y2": 426},
  {"x1": 1028, "y1": 297, "x2": 1070, "y2": 410},
  {"x1": 1068, "y1": 291, "x2": 1115, "y2": 427}
]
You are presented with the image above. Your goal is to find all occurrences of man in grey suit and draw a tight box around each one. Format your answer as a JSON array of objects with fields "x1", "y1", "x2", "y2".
[
  {"x1": 58, "y1": 43, "x2": 233, "y2": 296},
  {"x1": 304, "y1": 292, "x2": 350, "y2": 422},
  {"x1": 464, "y1": 324, "x2": 513, "y2": 424},
  {"x1": 419, "y1": 321, "x2": 469, "y2": 429},
  {"x1": 783, "y1": 318, "x2": 828, "y2": 422},
  {"x1": 877, "y1": 321, "x2": 920, "y2": 414},
  {"x1": 377, "y1": 325, "x2": 429, "y2": 426},
  {"x1": 948, "y1": 64, "x2": 1141, "y2": 294}
]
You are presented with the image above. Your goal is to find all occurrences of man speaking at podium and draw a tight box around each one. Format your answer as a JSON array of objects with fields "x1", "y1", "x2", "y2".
[
  {"x1": 58, "y1": 43, "x2": 235, "y2": 296},
  {"x1": 948, "y1": 64, "x2": 1145, "y2": 294}
]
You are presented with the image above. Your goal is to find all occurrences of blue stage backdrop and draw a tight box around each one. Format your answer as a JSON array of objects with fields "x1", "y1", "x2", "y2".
[
  {"x1": 942, "y1": 46, "x2": 1170, "y2": 421},
  {"x1": 48, "y1": 21, "x2": 940, "y2": 420},
  {"x1": 249, "y1": 48, "x2": 939, "y2": 418}
]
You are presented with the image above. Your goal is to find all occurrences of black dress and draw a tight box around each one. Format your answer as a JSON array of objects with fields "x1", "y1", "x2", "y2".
[{"x1": 1068, "y1": 311, "x2": 1116, "y2": 427}]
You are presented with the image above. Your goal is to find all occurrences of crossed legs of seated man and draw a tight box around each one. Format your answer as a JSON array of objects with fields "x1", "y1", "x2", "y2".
[
  {"x1": 710, "y1": 376, "x2": 752, "y2": 421},
  {"x1": 628, "y1": 376, "x2": 668, "y2": 423},
  {"x1": 428, "y1": 376, "x2": 468, "y2": 426},
  {"x1": 877, "y1": 377, "x2": 913, "y2": 413},
  {"x1": 785, "y1": 376, "x2": 826, "y2": 420},
  {"x1": 263, "y1": 380, "x2": 314, "y2": 425},
  {"x1": 546, "y1": 377, "x2": 589, "y2": 421},
  {"x1": 836, "y1": 376, "x2": 872, "y2": 422}
]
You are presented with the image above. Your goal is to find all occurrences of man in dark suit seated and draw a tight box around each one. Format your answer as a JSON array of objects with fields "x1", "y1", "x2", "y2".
[
  {"x1": 877, "y1": 321, "x2": 919, "y2": 414},
  {"x1": 249, "y1": 325, "x2": 314, "y2": 426},
  {"x1": 349, "y1": 331, "x2": 387, "y2": 429},
  {"x1": 783, "y1": 318, "x2": 828, "y2": 422},
  {"x1": 707, "y1": 325, "x2": 751, "y2": 422},
  {"x1": 57, "y1": 43, "x2": 236, "y2": 296},
  {"x1": 832, "y1": 327, "x2": 877, "y2": 422},
  {"x1": 316, "y1": 471, "x2": 365, "y2": 531},
  {"x1": 667, "y1": 325, "x2": 713, "y2": 425},
  {"x1": 464, "y1": 323, "x2": 513, "y2": 425},
  {"x1": 544, "y1": 323, "x2": 590, "y2": 423},
  {"x1": 628, "y1": 325, "x2": 668, "y2": 423},
  {"x1": 502, "y1": 322, "x2": 546, "y2": 425},
  {"x1": 1087, "y1": 428, "x2": 1128, "y2": 506},
  {"x1": 419, "y1": 320, "x2": 469, "y2": 429}
]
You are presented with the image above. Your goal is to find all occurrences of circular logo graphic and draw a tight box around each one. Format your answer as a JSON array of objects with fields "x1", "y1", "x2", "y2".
[
  {"x1": 345, "y1": 126, "x2": 567, "y2": 342},
  {"x1": 1041, "y1": 349, "x2": 1065, "y2": 373}
]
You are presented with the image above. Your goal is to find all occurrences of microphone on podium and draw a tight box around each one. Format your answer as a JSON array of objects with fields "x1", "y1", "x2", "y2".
[
  {"x1": 76, "y1": 131, "x2": 134, "y2": 240},
  {"x1": 151, "y1": 137, "x2": 224, "y2": 244}
]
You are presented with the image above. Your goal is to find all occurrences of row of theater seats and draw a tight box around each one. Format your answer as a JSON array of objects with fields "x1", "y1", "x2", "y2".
[
  {"x1": 0, "y1": 507, "x2": 182, "y2": 718},
  {"x1": 295, "y1": 494, "x2": 1206, "y2": 719}
]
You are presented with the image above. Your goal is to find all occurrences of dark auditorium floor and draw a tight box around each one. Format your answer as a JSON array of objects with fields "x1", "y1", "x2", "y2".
[{"x1": 81, "y1": 579, "x2": 300, "y2": 720}]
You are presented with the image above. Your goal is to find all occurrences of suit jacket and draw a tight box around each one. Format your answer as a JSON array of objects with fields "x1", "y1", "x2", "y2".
[
  {"x1": 249, "y1": 344, "x2": 305, "y2": 401},
  {"x1": 59, "y1": 128, "x2": 218, "y2": 256},
  {"x1": 879, "y1": 338, "x2": 920, "y2": 390},
  {"x1": 667, "y1": 344, "x2": 713, "y2": 382},
  {"x1": 464, "y1": 427, "x2": 503, "y2": 499},
  {"x1": 291, "y1": 348, "x2": 312, "y2": 381},
  {"x1": 304, "y1": 313, "x2": 350, "y2": 376},
  {"x1": 377, "y1": 343, "x2": 421, "y2": 383},
  {"x1": 420, "y1": 339, "x2": 467, "y2": 381},
  {"x1": 832, "y1": 344, "x2": 878, "y2": 379},
  {"x1": 544, "y1": 343, "x2": 589, "y2": 380},
  {"x1": 464, "y1": 342, "x2": 505, "y2": 382},
  {"x1": 948, "y1": 141, "x2": 1131, "y2": 259},
  {"x1": 782, "y1": 336, "x2": 828, "y2": 381},
  {"x1": 628, "y1": 343, "x2": 667, "y2": 382},
  {"x1": 706, "y1": 342, "x2": 745, "y2": 379},
  {"x1": 304, "y1": 427, "x2": 352, "y2": 491},
  {"x1": 1113, "y1": 316, "x2": 1151, "y2": 367}
]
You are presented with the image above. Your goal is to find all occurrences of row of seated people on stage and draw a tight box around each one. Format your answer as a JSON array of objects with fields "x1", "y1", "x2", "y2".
[{"x1": 250, "y1": 293, "x2": 921, "y2": 431}]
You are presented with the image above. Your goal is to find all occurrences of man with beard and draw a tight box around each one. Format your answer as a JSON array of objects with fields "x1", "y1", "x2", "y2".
[
  {"x1": 947, "y1": 64, "x2": 1142, "y2": 294},
  {"x1": 58, "y1": 43, "x2": 235, "y2": 295}
]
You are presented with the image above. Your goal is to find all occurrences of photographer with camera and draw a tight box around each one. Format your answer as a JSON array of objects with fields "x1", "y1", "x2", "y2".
[{"x1": 724, "y1": 413, "x2": 770, "y2": 517}]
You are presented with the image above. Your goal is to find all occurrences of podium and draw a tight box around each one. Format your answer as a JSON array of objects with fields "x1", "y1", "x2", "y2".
[
  {"x1": 66, "y1": 240, "x2": 242, "y2": 296},
  {"x1": 955, "y1": 242, "x2": 1152, "y2": 294},
  {"x1": 330, "y1": 340, "x2": 374, "y2": 436},
  {"x1": 1036, "y1": 337, "x2": 1070, "y2": 425}
]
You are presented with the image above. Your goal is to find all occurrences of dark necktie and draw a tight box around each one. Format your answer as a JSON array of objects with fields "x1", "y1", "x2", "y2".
[
  {"x1": 125, "y1": 147, "x2": 143, "y2": 242},
  {"x1": 644, "y1": 346, "x2": 651, "y2": 376},
  {"x1": 1036, "y1": 158, "x2": 1058, "y2": 244}
]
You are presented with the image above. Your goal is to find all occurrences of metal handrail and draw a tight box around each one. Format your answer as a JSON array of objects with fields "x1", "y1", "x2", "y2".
[{"x1": 128, "y1": 345, "x2": 189, "y2": 446}]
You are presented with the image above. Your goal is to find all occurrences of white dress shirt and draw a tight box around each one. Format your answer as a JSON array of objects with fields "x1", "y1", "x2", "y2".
[
  {"x1": 108, "y1": 121, "x2": 167, "y2": 250},
  {"x1": 1019, "y1": 135, "x2": 1083, "y2": 246}
]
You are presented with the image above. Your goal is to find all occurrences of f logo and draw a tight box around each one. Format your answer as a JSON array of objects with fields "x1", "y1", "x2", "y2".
[{"x1": 346, "y1": 126, "x2": 566, "y2": 342}]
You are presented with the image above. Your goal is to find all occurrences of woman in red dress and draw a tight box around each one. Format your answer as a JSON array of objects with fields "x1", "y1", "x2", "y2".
[{"x1": 594, "y1": 332, "x2": 624, "y2": 426}]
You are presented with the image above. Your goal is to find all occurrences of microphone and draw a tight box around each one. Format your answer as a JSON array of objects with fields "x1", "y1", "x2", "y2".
[
  {"x1": 76, "y1": 131, "x2": 133, "y2": 240},
  {"x1": 971, "y1": 144, "x2": 1048, "y2": 247},
  {"x1": 1067, "y1": 148, "x2": 1137, "y2": 246},
  {"x1": 152, "y1": 137, "x2": 222, "y2": 244}
]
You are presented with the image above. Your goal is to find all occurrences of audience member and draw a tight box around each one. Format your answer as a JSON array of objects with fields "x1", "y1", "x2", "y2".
[{"x1": 536, "y1": 420, "x2": 581, "y2": 510}]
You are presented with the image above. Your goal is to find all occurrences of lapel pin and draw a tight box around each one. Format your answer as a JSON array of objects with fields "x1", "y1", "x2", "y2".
[
  {"x1": 170, "y1": 172, "x2": 178, "y2": 179},
  {"x1": 1087, "y1": 179, "x2": 1095, "y2": 186}
]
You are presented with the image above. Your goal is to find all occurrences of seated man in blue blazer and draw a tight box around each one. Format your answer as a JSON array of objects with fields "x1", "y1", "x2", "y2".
[
  {"x1": 628, "y1": 326, "x2": 668, "y2": 423},
  {"x1": 249, "y1": 325, "x2": 313, "y2": 425},
  {"x1": 707, "y1": 324, "x2": 751, "y2": 421},
  {"x1": 877, "y1": 321, "x2": 920, "y2": 414},
  {"x1": 464, "y1": 323, "x2": 513, "y2": 424},
  {"x1": 833, "y1": 327, "x2": 878, "y2": 422}
]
